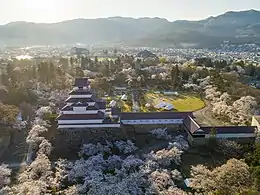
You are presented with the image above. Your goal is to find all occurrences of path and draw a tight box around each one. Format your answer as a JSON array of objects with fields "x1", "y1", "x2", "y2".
[{"x1": 194, "y1": 101, "x2": 226, "y2": 126}]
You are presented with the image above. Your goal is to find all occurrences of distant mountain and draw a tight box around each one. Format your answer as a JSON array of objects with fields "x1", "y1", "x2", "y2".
[{"x1": 0, "y1": 10, "x2": 259, "y2": 48}]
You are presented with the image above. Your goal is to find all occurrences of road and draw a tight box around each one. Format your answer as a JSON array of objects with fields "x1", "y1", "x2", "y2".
[{"x1": 193, "y1": 101, "x2": 226, "y2": 126}]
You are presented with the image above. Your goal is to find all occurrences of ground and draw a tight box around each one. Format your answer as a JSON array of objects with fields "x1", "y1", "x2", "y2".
[
  {"x1": 144, "y1": 92, "x2": 205, "y2": 112},
  {"x1": 193, "y1": 101, "x2": 228, "y2": 126},
  {"x1": 106, "y1": 92, "x2": 205, "y2": 113}
]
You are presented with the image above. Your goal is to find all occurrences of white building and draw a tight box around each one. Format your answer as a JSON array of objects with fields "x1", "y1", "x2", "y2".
[{"x1": 57, "y1": 78, "x2": 120, "y2": 129}]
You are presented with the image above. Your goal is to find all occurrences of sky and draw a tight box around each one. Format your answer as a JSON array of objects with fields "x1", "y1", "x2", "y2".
[{"x1": 0, "y1": 0, "x2": 260, "y2": 24}]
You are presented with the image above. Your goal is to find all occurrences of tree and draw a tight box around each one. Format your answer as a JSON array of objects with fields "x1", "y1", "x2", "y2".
[
  {"x1": 115, "y1": 140, "x2": 138, "y2": 154},
  {"x1": 146, "y1": 147, "x2": 183, "y2": 167},
  {"x1": 190, "y1": 164, "x2": 214, "y2": 192},
  {"x1": 213, "y1": 159, "x2": 252, "y2": 194},
  {"x1": 217, "y1": 140, "x2": 242, "y2": 158},
  {"x1": 0, "y1": 103, "x2": 19, "y2": 126},
  {"x1": 0, "y1": 164, "x2": 11, "y2": 189},
  {"x1": 75, "y1": 67, "x2": 84, "y2": 77},
  {"x1": 231, "y1": 96, "x2": 257, "y2": 125},
  {"x1": 246, "y1": 144, "x2": 260, "y2": 191},
  {"x1": 171, "y1": 65, "x2": 180, "y2": 88},
  {"x1": 36, "y1": 106, "x2": 52, "y2": 119},
  {"x1": 245, "y1": 64, "x2": 256, "y2": 76},
  {"x1": 6, "y1": 63, "x2": 17, "y2": 87},
  {"x1": 150, "y1": 128, "x2": 171, "y2": 140},
  {"x1": 190, "y1": 159, "x2": 253, "y2": 194},
  {"x1": 113, "y1": 48, "x2": 118, "y2": 57},
  {"x1": 208, "y1": 127, "x2": 217, "y2": 152}
]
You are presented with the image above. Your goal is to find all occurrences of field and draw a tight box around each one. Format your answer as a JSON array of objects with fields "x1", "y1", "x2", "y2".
[
  {"x1": 105, "y1": 92, "x2": 205, "y2": 112},
  {"x1": 144, "y1": 92, "x2": 205, "y2": 112}
]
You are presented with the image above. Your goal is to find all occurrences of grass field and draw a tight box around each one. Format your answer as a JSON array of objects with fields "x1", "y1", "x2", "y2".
[
  {"x1": 105, "y1": 92, "x2": 205, "y2": 113},
  {"x1": 144, "y1": 92, "x2": 205, "y2": 112}
]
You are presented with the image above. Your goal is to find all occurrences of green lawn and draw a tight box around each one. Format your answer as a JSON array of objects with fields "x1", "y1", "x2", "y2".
[
  {"x1": 105, "y1": 92, "x2": 205, "y2": 113},
  {"x1": 144, "y1": 92, "x2": 205, "y2": 112}
]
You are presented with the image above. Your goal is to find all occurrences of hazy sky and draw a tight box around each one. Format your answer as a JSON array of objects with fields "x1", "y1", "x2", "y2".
[{"x1": 1, "y1": 0, "x2": 260, "y2": 24}]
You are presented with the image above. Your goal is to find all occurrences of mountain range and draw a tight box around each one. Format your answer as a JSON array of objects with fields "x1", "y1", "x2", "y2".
[{"x1": 0, "y1": 9, "x2": 260, "y2": 48}]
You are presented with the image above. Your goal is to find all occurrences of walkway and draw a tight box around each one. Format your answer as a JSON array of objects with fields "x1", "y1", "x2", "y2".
[{"x1": 193, "y1": 101, "x2": 226, "y2": 126}]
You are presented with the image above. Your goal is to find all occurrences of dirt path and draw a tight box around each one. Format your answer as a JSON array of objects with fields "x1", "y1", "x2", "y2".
[{"x1": 194, "y1": 101, "x2": 225, "y2": 126}]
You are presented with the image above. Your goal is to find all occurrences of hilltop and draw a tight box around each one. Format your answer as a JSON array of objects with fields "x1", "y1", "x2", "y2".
[{"x1": 0, "y1": 10, "x2": 259, "y2": 48}]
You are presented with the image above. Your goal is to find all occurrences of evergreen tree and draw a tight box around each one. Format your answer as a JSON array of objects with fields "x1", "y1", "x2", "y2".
[
  {"x1": 171, "y1": 65, "x2": 180, "y2": 88},
  {"x1": 6, "y1": 63, "x2": 17, "y2": 87},
  {"x1": 75, "y1": 67, "x2": 84, "y2": 77},
  {"x1": 208, "y1": 127, "x2": 217, "y2": 152},
  {"x1": 70, "y1": 57, "x2": 74, "y2": 67}
]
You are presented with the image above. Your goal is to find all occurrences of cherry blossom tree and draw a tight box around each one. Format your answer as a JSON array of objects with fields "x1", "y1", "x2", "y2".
[
  {"x1": 0, "y1": 164, "x2": 11, "y2": 189},
  {"x1": 115, "y1": 140, "x2": 138, "y2": 154},
  {"x1": 37, "y1": 139, "x2": 52, "y2": 156},
  {"x1": 150, "y1": 169, "x2": 175, "y2": 191},
  {"x1": 26, "y1": 125, "x2": 48, "y2": 150},
  {"x1": 160, "y1": 186, "x2": 187, "y2": 195},
  {"x1": 217, "y1": 140, "x2": 242, "y2": 157},
  {"x1": 107, "y1": 155, "x2": 123, "y2": 170},
  {"x1": 36, "y1": 106, "x2": 52, "y2": 119},
  {"x1": 183, "y1": 83, "x2": 200, "y2": 91},
  {"x1": 121, "y1": 155, "x2": 144, "y2": 172},
  {"x1": 231, "y1": 96, "x2": 257, "y2": 124},
  {"x1": 189, "y1": 164, "x2": 215, "y2": 193},
  {"x1": 212, "y1": 158, "x2": 252, "y2": 194},
  {"x1": 5, "y1": 154, "x2": 52, "y2": 195},
  {"x1": 198, "y1": 76, "x2": 211, "y2": 89},
  {"x1": 189, "y1": 159, "x2": 252, "y2": 194},
  {"x1": 204, "y1": 86, "x2": 221, "y2": 102},
  {"x1": 51, "y1": 159, "x2": 74, "y2": 190},
  {"x1": 146, "y1": 147, "x2": 183, "y2": 167},
  {"x1": 168, "y1": 135, "x2": 189, "y2": 151},
  {"x1": 150, "y1": 128, "x2": 171, "y2": 140}
]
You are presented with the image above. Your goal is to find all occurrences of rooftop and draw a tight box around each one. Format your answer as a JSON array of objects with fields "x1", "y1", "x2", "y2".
[
  {"x1": 69, "y1": 89, "x2": 94, "y2": 95},
  {"x1": 253, "y1": 115, "x2": 260, "y2": 124},
  {"x1": 73, "y1": 78, "x2": 91, "y2": 87},
  {"x1": 57, "y1": 111, "x2": 105, "y2": 120},
  {"x1": 121, "y1": 112, "x2": 193, "y2": 120},
  {"x1": 200, "y1": 126, "x2": 257, "y2": 134}
]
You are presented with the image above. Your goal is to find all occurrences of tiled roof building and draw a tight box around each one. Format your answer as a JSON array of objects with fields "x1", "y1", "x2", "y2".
[{"x1": 57, "y1": 78, "x2": 120, "y2": 129}]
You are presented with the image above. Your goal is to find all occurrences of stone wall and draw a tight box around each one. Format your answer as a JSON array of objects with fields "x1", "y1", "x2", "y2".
[{"x1": 50, "y1": 124, "x2": 184, "y2": 160}]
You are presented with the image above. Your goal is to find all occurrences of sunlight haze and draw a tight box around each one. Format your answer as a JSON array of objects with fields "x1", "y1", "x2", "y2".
[{"x1": 1, "y1": 0, "x2": 260, "y2": 24}]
